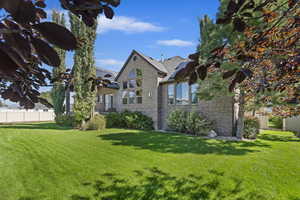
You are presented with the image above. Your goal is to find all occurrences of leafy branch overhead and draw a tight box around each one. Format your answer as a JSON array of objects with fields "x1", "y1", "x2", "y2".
[
  {"x1": 176, "y1": 0, "x2": 300, "y2": 117},
  {"x1": 0, "y1": 0, "x2": 120, "y2": 109}
]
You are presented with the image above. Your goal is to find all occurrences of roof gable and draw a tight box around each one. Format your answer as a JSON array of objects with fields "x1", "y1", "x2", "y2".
[{"x1": 115, "y1": 50, "x2": 168, "y2": 81}]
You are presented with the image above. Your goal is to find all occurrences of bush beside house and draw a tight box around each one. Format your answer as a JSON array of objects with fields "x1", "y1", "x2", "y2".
[
  {"x1": 243, "y1": 116, "x2": 260, "y2": 139},
  {"x1": 83, "y1": 114, "x2": 106, "y2": 131},
  {"x1": 106, "y1": 111, "x2": 154, "y2": 130},
  {"x1": 167, "y1": 110, "x2": 212, "y2": 136}
]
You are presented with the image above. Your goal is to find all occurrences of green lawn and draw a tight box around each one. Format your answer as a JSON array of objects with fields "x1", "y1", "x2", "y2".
[{"x1": 0, "y1": 123, "x2": 300, "y2": 200}]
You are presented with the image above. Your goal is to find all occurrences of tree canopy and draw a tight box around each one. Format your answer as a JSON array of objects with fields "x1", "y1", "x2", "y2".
[
  {"x1": 176, "y1": 0, "x2": 300, "y2": 117},
  {"x1": 0, "y1": 0, "x2": 120, "y2": 109}
]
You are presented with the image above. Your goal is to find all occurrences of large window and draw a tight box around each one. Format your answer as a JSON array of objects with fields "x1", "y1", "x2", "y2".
[
  {"x1": 191, "y1": 83, "x2": 199, "y2": 104},
  {"x1": 168, "y1": 84, "x2": 174, "y2": 104},
  {"x1": 122, "y1": 69, "x2": 143, "y2": 104},
  {"x1": 176, "y1": 82, "x2": 189, "y2": 105}
]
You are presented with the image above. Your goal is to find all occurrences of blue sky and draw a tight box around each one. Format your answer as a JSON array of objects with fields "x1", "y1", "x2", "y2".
[
  {"x1": 47, "y1": 0, "x2": 220, "y2": 72},
  {"x1": 2, "y1": 0, "x2": 221, "y2": 105}
]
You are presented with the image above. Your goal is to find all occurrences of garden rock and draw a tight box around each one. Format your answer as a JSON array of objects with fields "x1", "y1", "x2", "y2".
[{"x1": 208, "y1": 130, "x2": 217, "y2": 138}]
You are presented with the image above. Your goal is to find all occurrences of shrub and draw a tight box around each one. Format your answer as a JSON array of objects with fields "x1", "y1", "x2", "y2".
[
  {"x1": 166, "y1": 110, "x2": 187, "y2": 132},
  {"x1": 185, "y1": 111, "x2": 213, "y2": 136},
  {"x1": 293, "y1": 132, "x2": 300, "y2": 138},
  {"x1": 106, "y1": 112, "x2": 126, "y2": 128},
  {"x1": 105, "y1": 111, "x2": 154, "y2": 130},
  {"x1": 55, "y1": 114, "x2": 76, "y2": 127},
  {"x1": 244, "y1": 116, "x2": 260, "y2": 139},
  {"x1": 269, "y1": 116, "x2": 283, "y2": 129},
  {"x1": 83, "y1": 114, "x2": 106, "y2": 131},
  {"x1": 167, "y1": 110, "x2": 213, "y2": 136}
]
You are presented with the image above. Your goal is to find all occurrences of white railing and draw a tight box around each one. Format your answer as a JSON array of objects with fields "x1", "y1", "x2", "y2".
[{"x1": 0, "y1": 110, "x2": 55, "y2": 123}]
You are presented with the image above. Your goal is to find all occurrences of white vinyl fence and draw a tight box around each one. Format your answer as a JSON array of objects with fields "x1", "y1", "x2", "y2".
[
  {"x1": 283, "y1": 116, "x2": 300, "y2": 133},
  {"x1": 0, "y1": 110, "x2": 55, "y2": 123}
]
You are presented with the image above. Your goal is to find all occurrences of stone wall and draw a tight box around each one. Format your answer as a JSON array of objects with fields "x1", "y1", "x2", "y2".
[
  {"x1": 114, "y1": 52, "x2": 160, "y2": 129},
  {"x1": 159, "y1": 83, "x2": 234, "y2": 136}
]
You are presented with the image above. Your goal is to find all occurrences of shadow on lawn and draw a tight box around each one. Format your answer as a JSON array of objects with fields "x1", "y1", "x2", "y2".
[
  {"x1": 70, "y1": 167, "x2": 267, "y2": 200},
  {"x1": 258, "y1": 134, "x2": 300, "y2": 142},
  {"x1": 98, "y1": 132, "x2": 270, "y2": 155},
  {"x1": 0, "y1": 123, "x2": 71, "y2": 130}
]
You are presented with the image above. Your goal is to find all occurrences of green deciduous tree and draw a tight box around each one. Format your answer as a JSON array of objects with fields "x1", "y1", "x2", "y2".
[
  {"x1": 51, "y1": 10, "x2": 67, "y2": 117},
  {"x1": 70, "y1": 13, "x2": 97, "y2": 126}
]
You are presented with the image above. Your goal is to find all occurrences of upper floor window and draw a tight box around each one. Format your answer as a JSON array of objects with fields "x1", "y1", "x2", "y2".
[
  {"x1": 191, "y1": 83, "x2": 199, "y2": 104},
  {"x1": 123, "y1": 81, "x2": 128, "y2": 89},
  {"x1": 168, "y1": 84, "x2": 174, "y2": 105},
  {"x1": 128, "y1": 69, "x2": 136, "y2": 79},
  {"x1": 176, "y1": 82, "x2": 189, "y2": 105},
  {"x1": 122, "y1": 68, "x2": 143, "y2": 104}
]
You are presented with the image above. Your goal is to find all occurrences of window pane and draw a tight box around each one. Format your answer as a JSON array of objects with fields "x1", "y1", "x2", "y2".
[
  {"x1": 136, "y1": 69, "x2": 142, "y2": 77},
  {"x1": 123, "y1": 81, "x2": 128, "y2": 89},
  {"x1": 122, "y1": 98, "x2": 128, "y2": 104},
  {"x1": 122, "y1": 91, "x2": 128, "y2": 98},
  {"x1": 191, "y1": 84, "x2": 199, "y2": 104},
  {"x1": 137, "y1": 97, "x2": 142, "y2": 104},
  {"x1": 136, "y1": 79, "x2": 142, "y2": 87},
  {"x1": 176, "y1": 82, "x2": 189, "y2": 105},
  {"x1": 136, "y1": 89, "x2": 142, "y2": 97},
  {"x1": 129, "y1": 91, "x2": 135, "y2": 104},
  {"x1": 191, "y1": 93, "x2": 198, "y2": 104},
  {"x1": 129, "y1": 80, "x2": 136, "y2": 88},
  {"x1": 128, "y1": 69, "x2": 136, "y2": 79},
  {"x1": 168, "y1": 84, "x2": 174, "y2": 105}
]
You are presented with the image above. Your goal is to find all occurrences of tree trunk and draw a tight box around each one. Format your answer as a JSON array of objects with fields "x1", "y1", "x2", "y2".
[
  {"x1": 235, "y1": 90, "x2": 245, "y2": 138},
  {"x1": 237, "y1": 92, "x2": 245, "y2": 138},
  {"x1": 66, "y1": 87, "x2": 71, "y2": 116},
  {"x1": 252, "y1": 109, "x2": 256, "y2": 116}
]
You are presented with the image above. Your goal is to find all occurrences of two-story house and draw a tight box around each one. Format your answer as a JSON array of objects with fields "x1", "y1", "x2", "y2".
[{"x1": 96, "y1": 50, "x2": 236, "y2": 136}]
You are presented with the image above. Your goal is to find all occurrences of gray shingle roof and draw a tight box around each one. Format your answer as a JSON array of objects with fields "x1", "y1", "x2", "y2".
[
  {"x1": 96, "y1": 67, "x2": 117, "y2": 81},
  {"x1": 160, "y1": 56, "x2": 190, "y2": 83},
  {"x1": 96, "y1": 67, "x2": 119, "y2": 89},
  {"x1": 134, "y1": 50, "x2": 168, "y2": 74}
]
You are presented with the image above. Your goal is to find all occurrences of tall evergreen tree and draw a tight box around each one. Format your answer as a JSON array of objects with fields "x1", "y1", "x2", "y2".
[
  {"x1": 197, "y1": 1, "x2": 245, "y2": 137},
  {"x1": 70, "y1": 13, "x2": 97, "y2": 126},
  {"x1": 51, "y1": 11, "x2": 67, "y2": 117}
]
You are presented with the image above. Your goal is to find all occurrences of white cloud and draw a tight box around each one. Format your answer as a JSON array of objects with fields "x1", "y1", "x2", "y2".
[
  {"x1": 97, "y1": 16, "x2": 165, "y2": 34},
  {"x1": 96, "y1": 59, "x2": 124, "y2": 66},
  {"x1": 45, "y1": 11, "x2": 164, "y2": 34},
  {"x1": 157, "y1": 39, "x2": 194, "y2": 47}
]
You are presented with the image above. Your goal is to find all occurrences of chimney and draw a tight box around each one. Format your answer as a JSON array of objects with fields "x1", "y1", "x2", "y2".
[{"x1": 160, "y1": 54, "x2": 165, "y2": 62}]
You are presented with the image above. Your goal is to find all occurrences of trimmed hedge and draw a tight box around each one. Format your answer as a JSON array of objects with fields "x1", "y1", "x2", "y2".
[
  {"x1": 244, "y1": 116, "x2": 260, "y2": 139},
  {"x1": 167, "y1": 110, "x2": 212, "y2": 136},
  {"x1": 106, "y1": 111, "x2": 154, "y2": 130}
]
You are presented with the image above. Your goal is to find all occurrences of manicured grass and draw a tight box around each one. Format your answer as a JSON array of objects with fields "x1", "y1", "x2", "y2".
[{"x1": 0, "y1": 123, "x2": 300, "y2": 200}]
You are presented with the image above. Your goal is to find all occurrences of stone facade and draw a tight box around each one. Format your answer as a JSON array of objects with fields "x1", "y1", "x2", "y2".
[
  {"x1": 159, "y1": 83, "x2": 234, "y2": 136},
  {"x1": 96, "y1": 50, "x2": 235, "y2": 136},
  {"x1": 114, "y1": 52, "x2": 161, "y2": 129}
]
